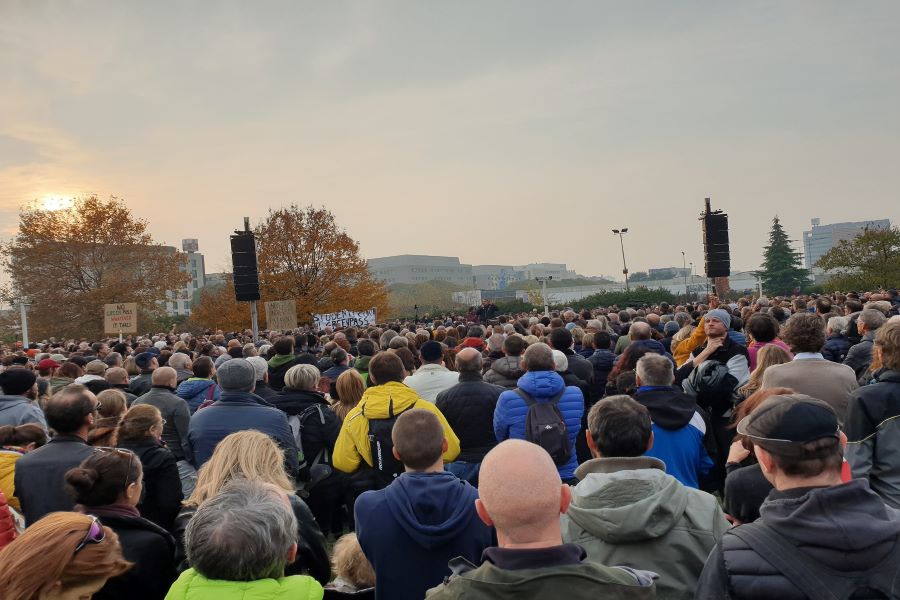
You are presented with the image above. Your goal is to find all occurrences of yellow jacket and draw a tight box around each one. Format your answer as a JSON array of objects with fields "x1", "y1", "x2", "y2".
[
  {"x1": 333, "y1": 381, "x2": 460, "y2": 473},
  {"x1": 673, "y1": 317, "x2": 707, "y2": 367},
  {"x1": 0, "y1": 450, "x2": 22, "y2": 511}
]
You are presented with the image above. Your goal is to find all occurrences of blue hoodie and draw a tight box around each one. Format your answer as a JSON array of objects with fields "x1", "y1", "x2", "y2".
[
  {"x1": 176, "y1": 378, "x2": 220, "y2": 413},
  {"x1": 494, "y1": 370, "x2": 585, "y2": 480},
  {"x1": 355, "y1": 472, "x2": 493, "y2": 600}
]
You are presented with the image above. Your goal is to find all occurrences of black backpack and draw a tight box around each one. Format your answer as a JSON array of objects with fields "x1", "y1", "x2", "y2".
[
  {"x1": 366, "y1": 403, "x2": 414, "y2": 489},
  {"x1": 514, "y1": 388, "x2": 570, "y2": 465},
  {"x1": 288, "y1": 404, "x2": 330, "y2": 483},
  {"x1": 729, "y1": 523, "x2": 900, "y2": 599}
]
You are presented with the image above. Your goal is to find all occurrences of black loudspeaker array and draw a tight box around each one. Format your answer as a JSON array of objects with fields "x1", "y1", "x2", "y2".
[
  {"x1": 703, "y1": 211, "x2": 731, "y2": 278},
  {"x1": 230, "y1": 233, "x2": 260, "y2": 301}
]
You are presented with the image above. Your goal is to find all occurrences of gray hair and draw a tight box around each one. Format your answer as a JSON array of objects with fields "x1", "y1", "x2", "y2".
[
  {"x1": 245, "y1": 356, "x2": 268, "y2": 381},
  {"x1": 522, "y1": 342, "x2": 555, "y2": 372},
  {"x1": 284, "y1": 364, "x2": 320, "y2": 391},
  {"x1": 388, "y1": 336, "x2": 409, "y2": 350},
  {"x1": 487, "y1": 333, "x2": 505, "y2": 352},
  {"x1": 552, "y1": 349, "x2": 568, "y2": 373},
  {"x1": 826, "y1": 316, "x2": 848, "y2": 335},
  {"x1": 185, "y1": 479, "x2": 297, "y2": 581},
  {"x1": 168, "y1": 352, "x2": 191, "y2": 370},
  {"x1": 674, "y1": 312, "x2": 692, "y2": 328},
  {"x1": 635, "y1": 354, "x2": 675, "y2": 387},
  {"x1": 859, "y1": 309, "x2": 887, "y2": 331},
  {"x1": 242, "y1": 343, "x2": 258, "y2": 357},
  {"x1": 379, "y1": 330, "x2": 398, "y2": 351}
]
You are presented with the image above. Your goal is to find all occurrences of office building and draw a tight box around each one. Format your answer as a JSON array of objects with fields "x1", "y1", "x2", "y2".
[{"x1": 803, "y1": 218, "x2": 891, "y2": 271}]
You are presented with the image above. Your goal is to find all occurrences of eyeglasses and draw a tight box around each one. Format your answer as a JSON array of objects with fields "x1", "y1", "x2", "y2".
[
  {"x1": 95, "y1": 447, "x2": 136, "y2": 489},
  {"x1": 74, "y1": 515, "x2": 105, "y2": 554}
]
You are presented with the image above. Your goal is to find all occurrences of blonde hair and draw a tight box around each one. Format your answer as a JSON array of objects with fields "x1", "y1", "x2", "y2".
[
  {"x1": 0, "y1": 512, "x2": 131, "y2": 600},
  {"x1": 185, "y1": 430, "x2": 293, "y2": 507},
  {"x1": 331, "y1": 533, "x2": 375, "y2": 589},
  {"x1": 739, "y1": 344, "x2": 792, "y2": 397},
  {"x1": 96, "y1": 389, "x2": 127, "y2": 419},
  {"x1": 123, "y1": 355, "x2": 140, "y2": 377},
  {"x1": 333, "y1": 369, "x2": 365, "y2": 422},
  {"x1": 117, "y1": 404, "x2": 161, "y2": 443}
]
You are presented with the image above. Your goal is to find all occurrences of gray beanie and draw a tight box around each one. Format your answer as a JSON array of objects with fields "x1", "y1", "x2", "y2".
[
  {"x1": 216, "y1": 358, "x2": 256, "y2": 392},
  {"x1": 706, "y1": 309, "x2": 732, "y2": 329}
]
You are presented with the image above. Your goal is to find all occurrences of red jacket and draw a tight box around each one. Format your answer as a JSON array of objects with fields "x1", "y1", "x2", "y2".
[{"x1": 0, "y1": 490, "x2": 17, "y2": 549}]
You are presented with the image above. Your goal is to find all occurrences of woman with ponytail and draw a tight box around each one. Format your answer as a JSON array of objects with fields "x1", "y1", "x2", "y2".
[{"x1": 65, "y1": 447, "x2": 177, "y2": 600}]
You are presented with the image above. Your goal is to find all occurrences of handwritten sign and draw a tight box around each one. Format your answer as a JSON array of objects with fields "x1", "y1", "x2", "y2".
[
  {"x1": 265, "y1": 300, "x2": 298, "y2": 331},
  {"x1": 313, "y1": 308, "x2": 376, "y2": 330},
  {"x1": 104, "y1": 303, "x2": 138, "y2": 334}
]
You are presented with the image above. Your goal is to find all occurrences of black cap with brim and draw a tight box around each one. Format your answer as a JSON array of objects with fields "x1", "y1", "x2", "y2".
[{"x1": 736, "y1": 394, "x2": 840, "y2": 459}]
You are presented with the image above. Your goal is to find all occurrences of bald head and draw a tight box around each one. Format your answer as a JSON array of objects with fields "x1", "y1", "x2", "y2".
[
  {"x1": 105, "y1": 367, "x2": 129, "y2": 385},
  {"x1": 629, "y1": 321, "x2": 652, "y2": 341},
  {"x1": 476, "y1": 440, "x2": 569, "y2": 545},
  {"x1": 455, "y1": 348, "x2": 483, "y2": 376},
  {"x1": 151, "y1": 366, "x2": 177, "y2": 388}
]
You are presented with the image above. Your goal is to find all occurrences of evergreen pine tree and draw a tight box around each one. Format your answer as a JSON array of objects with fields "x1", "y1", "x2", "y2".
[{"x1": 757, "y1": 216, "x2": 810, "y2": 295}]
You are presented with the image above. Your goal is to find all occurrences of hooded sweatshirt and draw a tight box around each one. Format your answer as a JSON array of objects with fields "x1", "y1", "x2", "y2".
[
  {"x1": 632, "y1": 386, "x2": 714, "y2": 488},
  {"x1": 165, "y1": 568, "x2": 323, "y2": 600},
  {"x1": 562, "y1": 458, "x2": 729, "y2": 600},
  {"x1": 483, "y1": 356, "x2": 525, "y2": 389},
  {"x1": 355, "y1": 472, "x2": 494, "y2": 600},
  {"x1": 175, "y1": 377, "x2": 220, "y2": 414}
]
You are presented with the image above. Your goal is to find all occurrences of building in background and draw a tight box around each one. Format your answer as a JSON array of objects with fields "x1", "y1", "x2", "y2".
[
  {"x1": 163, "y1": 239, "x2": 207, "y2": 317},
  {"x1": 803, "y1": 218, "x2": 891, "y2": 272},
  {"x1": 367, "y1": 255, "x2": 474, "y2": 286}
]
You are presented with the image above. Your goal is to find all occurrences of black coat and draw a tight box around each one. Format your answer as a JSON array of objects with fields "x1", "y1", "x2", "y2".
[
  {"x1": 90, "y1": 509, "x2": 177, "y2": 600},
  {"x1": 173, "y1": 493, "x2": 331, "y2": 585},
  {"x1": 268, "y1": 356, "x2": 300, "y2": 391},
  {"x1": 435, "y1": 374, "x2": 504, "y2": 463},
  {"x1": 561, "y1": 349, "x2": 595, "y2": 396},
  {"x1": 253, "y1": 380, "x2": 280, "y2": 402},
  {"x1": 588, "y1": 349, "x2": 616, "y2": 399},
  {"x1": 118, "y1": 438, "x2": 183, "y2": 532},
  {"x1": 14, "y1": 434, "x2": 96, "y2": 526},
  {"x1": 270, "y1": 388, "x2": 341, "y2": 467},
  {"x1": 822, "y1": 334, "x2": 851, "y2": 363}
]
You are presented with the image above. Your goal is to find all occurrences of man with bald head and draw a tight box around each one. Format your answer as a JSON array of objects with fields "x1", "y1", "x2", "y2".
[
  {"x1": 436, "y1": 348, "x2": 505, "y2": 485},
  {"x1": 104, "y1": 366, "x2": 137, "y2": 405},
  {"x1": 134, "y1": 365, "x2": 194, "y2": 492},
  {"x1": 426, "y1": 440, "x2": 655, "y2": 599}
]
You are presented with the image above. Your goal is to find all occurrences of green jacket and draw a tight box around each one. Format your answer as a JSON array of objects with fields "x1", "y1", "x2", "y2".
[
  {"x1": 425, "y1": 555, "x2": 655, "y2": 600},
  {"x1": 561, "y1": 457, "x2": 729, "y2": 600},
  {"x1": 164, "y1": 568, "x2": 323, "y2": 600},
  {"x1": 353, "y1": 355, "x2": 371, "y2": 386}
]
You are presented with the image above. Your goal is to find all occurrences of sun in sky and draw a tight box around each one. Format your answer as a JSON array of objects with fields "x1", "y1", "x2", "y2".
[{"x1": 41, "y1": 196, "x2": 75, "y2": 211}]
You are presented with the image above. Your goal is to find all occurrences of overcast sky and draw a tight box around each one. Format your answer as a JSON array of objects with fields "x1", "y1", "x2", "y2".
[{"x1": 1, "y1": 1, "x2": 898, "y2": 279}]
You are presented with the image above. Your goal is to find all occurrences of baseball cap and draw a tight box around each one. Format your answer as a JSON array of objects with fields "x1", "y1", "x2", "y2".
[
  {"x1": 37, "y1": 358, "x2": 61, "y2": 370},
  {"x1": 134, "y1": 352, "x2": 156, "y2": 369},
  {"x1": 736, "y1": 394, "x2": 840, "y2": 459}
]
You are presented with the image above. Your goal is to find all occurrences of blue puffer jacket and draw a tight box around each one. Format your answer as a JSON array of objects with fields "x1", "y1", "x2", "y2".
[
  {"x1": 494, "y1": 370, "x2": 584, "y2": 480},
  {"x1": 176, "y1": 378, "x2": 220, "y2": 414}
]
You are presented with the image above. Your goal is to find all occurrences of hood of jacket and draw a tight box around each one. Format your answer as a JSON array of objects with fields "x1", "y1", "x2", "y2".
[
  {"x1": 354, "y1": 355, "x2": 371, "y2": 371},
  {"x1": 0, "y1": 395, "x2": 30, "y2": 414},
  {"x1": 516, "y1": 370, "x2": 565, "y2": 398},
  {"x1": 176, "y1": 377, "x2": 216, "y2": 398},
  {"x1": 759, "y1": 479, "x2": 900, "y2": 570},
  {"x1": 272, "y1": 388, "x2": 329, "y2": 415},
  {"x1": 490, "y1": 356, "x2": 525, "y2": 379},
  {"x1": 633, "y1": 387, "x2": 697, "y2": 429},
  {"x1": 357, "y1": 381, "x2": 421, "y2": 418},
  {"x1": 384, "y1": 472, "x2": 481, "y2": 549},
  {"x1": 566, "y1": 463, "x2": 688, "y2": 543},
  {"x1": 268, "y1": 354, "x2": 297, "y2": 370},
  {"x1": 166, "y1": 568, "x2": 321, "y2": 600},
  {"x1": 629, "y1": 339, "x2": 669, "y2": 357}
]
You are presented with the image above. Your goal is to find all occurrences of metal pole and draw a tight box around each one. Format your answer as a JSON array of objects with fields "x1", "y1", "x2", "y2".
[
  {"x1": 19, "y1": 300, "x2": 29, "y2": 349},
  {"x1": 618, "y1": 233, "x2": 629, "y2": 292},
  {"x1": 542, "y1": 278, "x2": 549, "y2": 317},
  {"x1": 681, "y1": 252, "x2": 687, "y2": 301},
  {"x1": 250, "y1": 300, "x2": 259, "y2": 342}
]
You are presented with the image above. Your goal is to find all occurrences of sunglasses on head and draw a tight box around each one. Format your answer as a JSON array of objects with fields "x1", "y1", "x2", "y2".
[
  {"x1": 95, "y1": 447, "x2": 137, "y2": 489},
  {"x1": 74, "y1": 515, "x2": 105, "y2": 554}
]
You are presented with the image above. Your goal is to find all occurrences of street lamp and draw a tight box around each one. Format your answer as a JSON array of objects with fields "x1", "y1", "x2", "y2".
[
  {"x1": 611, "y1": 228, "x2": 629, "y2": 292},
  {"x1": 681, "y1": 251, "x2": 688, "y2": 301},
  {"x1": 534, "y1": 276, "x2": 552, "y2": 317}
]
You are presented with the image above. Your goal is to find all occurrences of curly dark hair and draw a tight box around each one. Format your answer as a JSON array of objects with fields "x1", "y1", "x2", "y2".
[{"x1": 780, "y1": 313, "x2": 826, "y2": 353}]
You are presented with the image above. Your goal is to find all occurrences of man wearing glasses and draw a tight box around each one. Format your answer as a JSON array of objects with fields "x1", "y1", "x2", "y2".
[{"x1": 13, "y1": 384, "x2": 100, "y2": 525}]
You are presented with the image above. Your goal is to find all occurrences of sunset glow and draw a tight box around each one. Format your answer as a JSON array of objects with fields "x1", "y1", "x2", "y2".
[{"x1": 41, "y1": 196, "x2": 75, "y2": 211}]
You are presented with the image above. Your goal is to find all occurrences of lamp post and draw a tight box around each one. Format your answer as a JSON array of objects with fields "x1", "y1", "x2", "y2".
[
  {"x1": 17, "y1": 296, "x2": 31, "y2": 349},
  {"x1": 612, "y1": 228, "x2": 630, "y2": 292},
  {"x1": 534, "y1": 276, "x2": 552, "y2": 317},
  {"x1": 681, "y1": 251, "x2": 688, "y2": 301}
]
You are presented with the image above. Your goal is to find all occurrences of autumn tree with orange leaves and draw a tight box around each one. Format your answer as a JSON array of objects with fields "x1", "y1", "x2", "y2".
[
  {"x1": 190, "y1": 206, "x2": 388, "y2": 331},
  {"x1": 1, "y1": 195, "x2": 191, "y2": 339}
]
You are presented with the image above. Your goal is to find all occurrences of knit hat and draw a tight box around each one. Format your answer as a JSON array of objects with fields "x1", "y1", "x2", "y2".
[
  {"x1": 246, "y1": 356, "x2": 268, "y2": 381},
  {"x1": 736, "y1": 394, "x2": 840, "y2": 458},
  {"x1": 705, "y1": 309, "x2": 732, "y2": 329},
  {"x1": 0, "y1": 368, "x2": 37, "y2": 395},
  {"x1": 216, "y1": 358, "x2": 256, "y2": 392}
]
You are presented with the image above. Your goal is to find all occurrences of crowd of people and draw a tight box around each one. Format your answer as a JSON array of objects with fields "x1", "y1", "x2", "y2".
[{"x1": 0, "y1": 289, "x2": 898, "y2": 599}]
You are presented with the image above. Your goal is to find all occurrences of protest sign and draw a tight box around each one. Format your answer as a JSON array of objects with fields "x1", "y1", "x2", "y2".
[
  {"x1": 313, "y1": 308, "x2": 376, "y2": 329},
  {"x1": 265, "y1": 299, "x2": 298, "y2": 331},
  {"x1": 104, "y1": 303, "x2": 138, "y2": 334}
]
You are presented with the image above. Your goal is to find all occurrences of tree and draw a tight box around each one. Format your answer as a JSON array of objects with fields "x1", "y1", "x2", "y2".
[
  {"x1": 189, "y1": 279, "x2": 252, "y2": 332},
  {"x1": 1, "y1": 195, "x2": 191, "y2": 339},
  {"x1": 255, "y1": 206, "x2": 389, "y2": 323},
  {"x1": 816, "y1": 225, "x2": 900, "y2": 290},
  {"x1": 757, "y1": 216, "x2": 810, "y2": 296}
]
